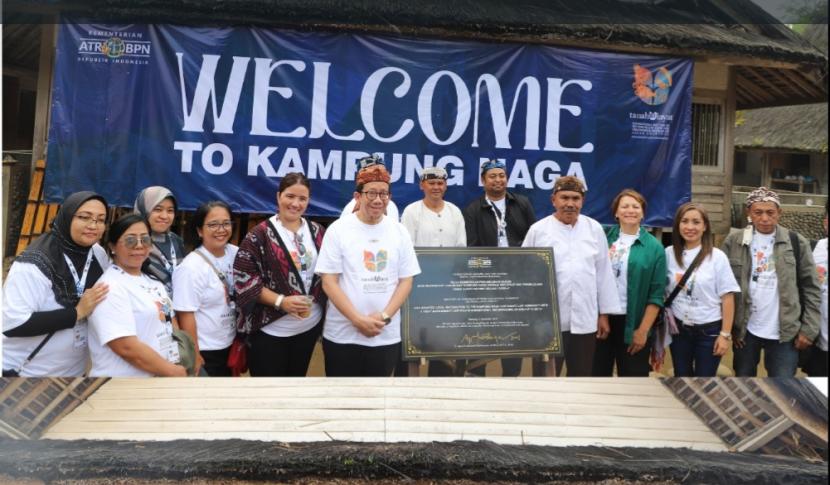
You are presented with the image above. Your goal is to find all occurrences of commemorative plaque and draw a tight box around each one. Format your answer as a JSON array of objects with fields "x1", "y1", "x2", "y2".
[{"x1": 402, "y1": 247, "x2": 562, "y2": 360}]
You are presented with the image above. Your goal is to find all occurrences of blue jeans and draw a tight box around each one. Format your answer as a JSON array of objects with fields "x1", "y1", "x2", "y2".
[
  {"x1": 670, "y1": 321, "x2": 722, "y2": 377},
  {"x1": 733, "y1": 331, "x2": 799, "y2": 377}
]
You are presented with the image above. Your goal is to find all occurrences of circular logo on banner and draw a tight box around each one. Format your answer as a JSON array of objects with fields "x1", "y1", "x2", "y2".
[{"x1": 102, "y1": 37, "x2": 126, "y2": 58}]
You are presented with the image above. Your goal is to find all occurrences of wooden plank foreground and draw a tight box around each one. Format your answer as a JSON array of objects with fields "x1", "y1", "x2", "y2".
[{"x1": 43, "y1": 377, "x2": 727, "y2": 451}]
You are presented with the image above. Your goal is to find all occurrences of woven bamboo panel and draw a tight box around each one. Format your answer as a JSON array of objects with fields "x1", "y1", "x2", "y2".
[
  {"x1": 664, "y1": 378, "x2": 827, "y2": 460},
  {"x1": 0, "y1": 378, "x2": 108, "y2": 439}
]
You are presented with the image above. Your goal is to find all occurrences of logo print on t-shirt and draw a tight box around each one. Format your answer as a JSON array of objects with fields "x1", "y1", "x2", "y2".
[{"x1": 364, "y1": 249, "x2": 388, "y2": 272}]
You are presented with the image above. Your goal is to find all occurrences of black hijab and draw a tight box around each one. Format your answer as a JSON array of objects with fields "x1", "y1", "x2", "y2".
[{"x1": 16, "y1": 191, "x2": 108, "y2": 308}]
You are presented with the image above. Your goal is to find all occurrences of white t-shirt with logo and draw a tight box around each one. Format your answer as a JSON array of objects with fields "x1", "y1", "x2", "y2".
[
  {"x1": 2, "y1": 245, "x2": 109, "y2": 377},
  {"x1": 172, "y1": 244, "x2": 239, "y2": 350},
  {"x1": 813, "y1": 238, "x2": 828, "y2": 351},
  {"x1": 665, "y1": 246, "x2": 740, "y2": 325},
  {"x1": 261, "y1": 216, "x2": 323, "y2": 337},
  {"x1": 88, "y1": 266, "x2": 179, "y2": 377},
  {"x1": 316, "y1": 213, "x2": 421, "y2": 346},
  {"x1": 747, "y1": 231, "x2": 780, "y2": 340},
  {"x1": 609, "y1": 232, "x2": 639, "y2": 315}
]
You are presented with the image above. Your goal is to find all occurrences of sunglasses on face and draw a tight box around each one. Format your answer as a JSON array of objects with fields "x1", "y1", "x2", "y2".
[{"x1": 121, "y1": 234, "x2": 152, "y2": 249}]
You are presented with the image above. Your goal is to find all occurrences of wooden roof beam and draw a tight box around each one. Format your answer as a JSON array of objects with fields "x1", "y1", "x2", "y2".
[
  {"x1": 734, "y1": 414, "x2": 795, "y2": 452},
  {"x1": 763, "y1": 66, "x2": 816, "y2": 99},
  {"x1": 743, "y1": 67, "x2": 792, "y2": 100},
  {"x1": 754, "y1": 380, "x2": 828, "y2": 444},
  {"x1": 735, "y1": 75, "x2": 774, "y2": 104}
]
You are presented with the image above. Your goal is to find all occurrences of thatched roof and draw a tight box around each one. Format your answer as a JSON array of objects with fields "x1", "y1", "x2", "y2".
[
  {"x1": 3, "y1": 0, "x2": 827, "y2": 108},
  {"x1": 735, "y1": 103, "x2": 828, "y2": 152},
  {"x1": 736, "y1": 23, "x2": 828, "y2": 152}
]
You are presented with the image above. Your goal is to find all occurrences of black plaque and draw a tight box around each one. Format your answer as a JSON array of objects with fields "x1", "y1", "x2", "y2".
[{"x1": 402, "y1": 247, "x2": 562, "y2": 360}]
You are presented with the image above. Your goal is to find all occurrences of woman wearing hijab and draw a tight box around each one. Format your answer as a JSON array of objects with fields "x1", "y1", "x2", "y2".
[
  {"x1": 134, "y1": 186, "x2": 186, "y2": 296},
  {"x1": 2, "y1": 191, "x2": 111, "y2": 376}
]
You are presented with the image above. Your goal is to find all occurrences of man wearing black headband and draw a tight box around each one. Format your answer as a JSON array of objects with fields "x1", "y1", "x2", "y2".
[{"x1": 462, "y1": 159, "x2": 536, "y2": 376}]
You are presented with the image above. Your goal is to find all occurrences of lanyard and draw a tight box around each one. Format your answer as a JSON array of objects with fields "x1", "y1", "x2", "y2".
[
  {"x1": 488, "y1": 200, "x2": 507, "y2": 239},
  {"x1": 63, "y1": 251, "x2": 94, "y2": 297},
  {"x1": 161, "y1": 242, "x2": 178, "y2": 271}
]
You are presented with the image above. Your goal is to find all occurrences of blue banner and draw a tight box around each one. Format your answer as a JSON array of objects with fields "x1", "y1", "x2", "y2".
[{"x1": 46, "y1": 22, "x2": 692, "y2": 225}]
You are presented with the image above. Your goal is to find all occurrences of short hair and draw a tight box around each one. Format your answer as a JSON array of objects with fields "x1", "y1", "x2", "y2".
[
  {"x1": 611, "y1": 189, "x2": 648, "y2": 218},
  {"x1": 189, "y1": 200, "x2": 233, "y2": 246},
  {"x1": 106, "y1": 213, "x2": 150, "y2": 262}
]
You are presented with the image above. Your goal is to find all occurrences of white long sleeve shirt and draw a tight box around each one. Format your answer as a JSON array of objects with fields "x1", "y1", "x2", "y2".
[
  {"x1": 522, "y1": 214, "x2": 621, "y2": 334},
  {"x1": 400, "y1": 200, "x2": 467, "y2": 247}
]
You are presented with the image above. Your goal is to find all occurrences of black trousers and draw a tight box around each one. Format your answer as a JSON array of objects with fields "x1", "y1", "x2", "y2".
[
  {"x1": 805, "y1": 348, "x2": 828, "y2": 377},
  {"x1": 247, "y1": 322, "x2": 321, "y2": 377},
  {"x1": 550, "y1": 331, "x2": 596, "y2": 377},
  {"x1": 200, "y1": 346, "x2": 232, "y2": 377},
  {"x1": 323, "y1": 338, "x2": 399, "y2": 377},
  {"x1": 592, "y1": 314, "x2": 653, "y2": 377},
  {"x1": 466, "y1": 357, "x2": 523, "y2": 377}
]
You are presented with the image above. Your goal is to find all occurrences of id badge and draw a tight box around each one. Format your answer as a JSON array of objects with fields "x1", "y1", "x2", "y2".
[
  {"x1": 73, "y1": 319, "x2": 88, "y2": 349},
  {"x1": 222, "y1": 303, "x2": 237, "y2": 330},
  {"x1": 157, "y1": 328, "x2": 180, "y2": 364}
]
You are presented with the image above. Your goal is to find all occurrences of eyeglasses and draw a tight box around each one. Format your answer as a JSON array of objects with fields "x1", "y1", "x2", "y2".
[
  {"x1": 74, "y1": 214, "x2": 107, "y2": 228},
  {"x1": 361, "y1": 191, "x2": 391, "y2": 201},
  {"x1": 205, "y1": 221, "x2": 233, "y2": 231},
  {"x1": 122, "y1": 234, "x2": 152, "y2": 249}
]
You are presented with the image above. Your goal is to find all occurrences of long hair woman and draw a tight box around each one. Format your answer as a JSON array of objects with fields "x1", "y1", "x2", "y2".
[
  {"x1": 3, "y1": 191, "x2": 110, "y2": 376},
  {"x1": 234, "y1": 172, "x2": 327, "y2": 376},
  {"x1": 664, "y1": 202, "x2": 739, "y2": 377}
]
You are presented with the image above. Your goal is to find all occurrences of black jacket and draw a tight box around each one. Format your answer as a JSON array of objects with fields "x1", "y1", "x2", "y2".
[{"x1": 463, "y1": 192, "x2": 536, "y2": 247}]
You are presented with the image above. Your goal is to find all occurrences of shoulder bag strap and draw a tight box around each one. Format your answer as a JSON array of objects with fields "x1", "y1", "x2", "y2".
[
  {"x1": 193, "y1": 250, "x2": 231, "y2": 295},
  {"x1": 13, "y1": 331, "x2": 56, "y2": 375},
  {"x1": 664, "y1": 250, "x2": 706, "y2": 308}
]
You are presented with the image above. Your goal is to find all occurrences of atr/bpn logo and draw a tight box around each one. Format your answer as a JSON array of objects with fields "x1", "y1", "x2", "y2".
[
  {"x1": 633, "y1": 64, "x2": 672, "y2": 106},
  {"x1": 101, "y1": 37, "x2": 126, "y2": 58},
  {"x1": 77, "y1": 34, "x2": 151, "y2": 65}
]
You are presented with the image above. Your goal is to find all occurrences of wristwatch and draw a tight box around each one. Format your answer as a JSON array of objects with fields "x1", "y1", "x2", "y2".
[
  {"x1": 274, "y1": 294, "x2": 285, "y2": 309},
  {"x1": 381, "y1": 312, "x2": 392, "y2": 325},
  {"x1": 718, "y1": 331, "x2": 732, "y2": 340}
]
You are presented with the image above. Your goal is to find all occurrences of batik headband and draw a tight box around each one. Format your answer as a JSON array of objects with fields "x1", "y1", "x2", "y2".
[
  {"x1": 356, "y1": 154, "x2": 384, "y2": 171},
  {"x1": 421, "y1": 167, "x2": 448, "y2": 181},
  {"x1": 356, "y1": 164, "x2": 391, "y2": 186},
  {"x1": 553, "y1": 176, "x2": 586, "y2": 194},
  {"x1": 745, "y1": 187, "x2": 780, "y2": 208},
  {"x1": 480, "y1": 159, "x2": 506, "y2": 175}
]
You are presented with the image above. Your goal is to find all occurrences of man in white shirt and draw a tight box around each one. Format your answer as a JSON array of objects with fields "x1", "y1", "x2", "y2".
[
  {"x1": 401, "y1": 166, "x2": 466, "y2": 376},
  {"x1": 401, "y1": 167, "x2": 466, "y2": 248},
  {"x1": 522, "y1": 176, "x2": 621, "y2": 376},
  {"x1": 722, "y1": 187, "x2": 821, "y2": 377},
  {"x1": 316, "y1": 159, "x2": 421, "y2": 376}
]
